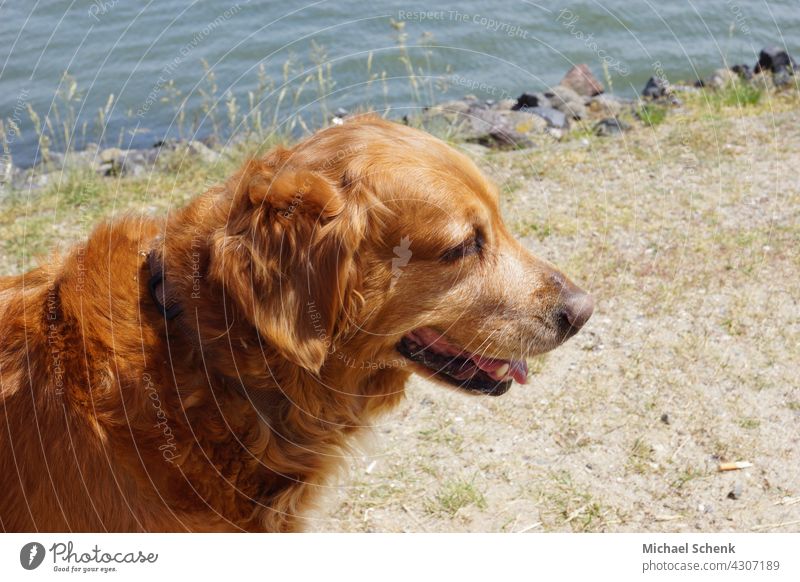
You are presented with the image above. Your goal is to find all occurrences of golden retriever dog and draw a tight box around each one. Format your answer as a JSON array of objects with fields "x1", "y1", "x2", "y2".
[{"x1": 0, "y1": 116, "x2": 593, "y2": 532}]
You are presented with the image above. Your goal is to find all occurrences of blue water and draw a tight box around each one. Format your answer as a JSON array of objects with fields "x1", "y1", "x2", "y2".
[{"x1": 1, "y1": 0, "x2": 798, "y2": 167}]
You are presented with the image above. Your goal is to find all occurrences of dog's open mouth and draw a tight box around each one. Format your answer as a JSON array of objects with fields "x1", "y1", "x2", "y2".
[{"x1": 396, "y1": 327, "x2": 528, "y2": 396}]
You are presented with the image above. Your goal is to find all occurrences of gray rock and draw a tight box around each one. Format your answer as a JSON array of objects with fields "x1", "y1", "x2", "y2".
[
  {"x1": 419, "y1": 100, "x2": 476, "y2": 131},
  {"x1": 731, "y1": 64, "x2": 753, "y2": 80},
  {"x1": 463, "y1": 109, "x2": 548, "y2": 149},
  {"x1": 544, "y1": 85, "x2": 587, "y2": 120},
  {"x1": 670, "y1": 84, "x2": 702, "y2": 94},
  {"x1": 493, "y1": 98, "x2": 517, "y2": 111},
  {"x1": 773, "y1": 68, "x2": 794, "y2": 88},
  {"x1": 456, "y1": 142, "x2": 492, "y2": 158},
  {"x1": 526, "y1": 106, "x2": 568, "y2": 129},
  {"x1": 120, "y1": 150, "x2": 156, "y2": 177},
  {"x1": 642, "y1": 76, "x2": 671, "y2": 99},
  {"x1": 704, "y1": 68, "x2": 739, "y2": 89},
  {"x1": 186, "y1": 140, "x2": 220, "y2": 163},
  {"x1": 99, "y1": 147, "x2": 125, "y2": 165},
  {"x1": 588, "y1": 94, "x2": 630, "y2": 117},
  {"x1": 594, "y1": 118, "x2": 630, "y2": 137},
  {"x1": 425, "y1": 99, "x2": 471, "y2": 118},
  {"x1": 98, "y1": 147, "x2": 128, "y2": 176}
]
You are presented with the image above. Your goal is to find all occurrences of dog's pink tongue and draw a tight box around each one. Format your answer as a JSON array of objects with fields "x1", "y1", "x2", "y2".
[
  {"x1": 410, "y1": 328, "x2": 529, "y2": 385},
  {"x1": 412, "y1": 328, "x2": 463, "y2": 356},
  {"x1": 471, "y1": 356, "x2": 529, "y2": 384}
]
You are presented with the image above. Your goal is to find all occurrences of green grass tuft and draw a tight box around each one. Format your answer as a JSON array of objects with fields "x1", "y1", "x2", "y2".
[
  {"x1": 639, "y1": 104, "x2": 668, "y2": 127},
  {"x1": 714, "y1": 82, "x2": 763, "y2": 108},
  {"x1": 426, "y1": 478, "x2": 486, "y2": 516}
]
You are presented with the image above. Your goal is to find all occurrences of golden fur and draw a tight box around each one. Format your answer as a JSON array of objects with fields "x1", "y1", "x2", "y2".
[{"x1": 0, "y1": 116, "x2": 590, "y2": 531}]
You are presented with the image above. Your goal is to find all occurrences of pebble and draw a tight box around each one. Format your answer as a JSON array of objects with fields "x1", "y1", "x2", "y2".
[
  {"x1": 727, "y1": 483, "x2": 743, "y2": 500},
  {"x1": 594, "y1": 118, "x2": 630, "y2": 137}
]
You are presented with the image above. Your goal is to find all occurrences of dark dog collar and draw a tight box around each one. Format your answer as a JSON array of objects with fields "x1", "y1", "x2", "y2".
[
  {"x1": 147, "y1": 251, "x2": 183, "y2": 320},
  {"x1": 145, "y1": 247, "x2": 276, "y2": 423}
]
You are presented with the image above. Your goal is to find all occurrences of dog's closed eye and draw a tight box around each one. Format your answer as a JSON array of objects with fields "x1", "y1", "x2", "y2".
[{"x1": 440, "y1": 227, "x2": 484, "y2": 263}]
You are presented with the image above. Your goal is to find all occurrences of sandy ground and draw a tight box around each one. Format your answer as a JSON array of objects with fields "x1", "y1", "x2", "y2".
[{"x1": 312, "y1": 103, "x2": 800, "y2": 532}]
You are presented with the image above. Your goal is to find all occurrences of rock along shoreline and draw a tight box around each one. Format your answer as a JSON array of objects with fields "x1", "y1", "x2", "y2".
[{"x1": 1, "y1": 45, "x2": 796, "y2": 194}]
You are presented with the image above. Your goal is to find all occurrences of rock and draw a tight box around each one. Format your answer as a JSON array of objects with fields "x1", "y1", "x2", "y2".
[
  {"x1": 511, "y1": 92, "x2": 550, "y2": 111},
  {"x1": 98, "y1": 147, "x2": 128, "y2": 176},
  {"x1": 731, "y1": 64, "x2": 753, "y2": 80},
  {"x1": 588, "y1": 94, "x2": 629, "y2": 117},
  {"x1": 560, "y1": 64, "x2": 604, "y2": 97},
  {"x1": 120, "y1": 150, "x2": 156, "y2": 177},
  {"x1": 526, "y1": 106, "x2": 568, "y2": 129},
  {"x1": 705, "y1": 68, "x2": 739, "y2": 89},
  {"x1": 578, "y1": 330, "x2": 600, "y2": 351},
  {"x1": 464, "y1": 109, "x2": 547, "y2": 149},
  {"x1": 421, "y1": 100, "x2": 473, "y2": 126},
  {"x1": 456, "y1": 142, "x2": 491, "y2": 158},
  {"x1": 429, "y1": 100, "x2": 472, "y2": 115},
  {"x1": 642, "y1": 76, "x2": 671, "y2": 99},
  {"x1": 727, "y1": 482, "x2": 743, "y2": 500},
  {"x1": 755, "y1": 46, "x2": 796, "y2": 74},
  {"x1": 493, "y1": 98, "x2": 517, "y2": 111},
  {"x1": 594, "y1": 118, "x2": 630, "y2": 137},
  {"x1": 773, "y1": 68, "x2": 794, "y2": 88},
  {"x1": 99, "y1": 147, "x2": 125, "y2": 164},
  {"x1": 331, "y1": 107, "x2": 349, "y2": 126},
  {"x1": 660, "y1": 413, "x2": 670, "y2": 425},
  {"x1": 94, "y1": 146, "x2": 159, "y2": 177},
  {"x1": 419, "y1": 99, "x2": 485, "y2": 136},
  {"x1": 185, "y1": 140, "x2": 220, "y2": 163},
  {"x1": 670, "y1": 84, "x2": 701, "y2": 94},
  {"x1": 544, "y1": 85, "x2": 587, "y2": 120}
]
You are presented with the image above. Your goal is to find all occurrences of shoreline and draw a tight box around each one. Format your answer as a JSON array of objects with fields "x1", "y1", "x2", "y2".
[{"x1": 1, "y1": 45, "x2": 796, "y2": 193}]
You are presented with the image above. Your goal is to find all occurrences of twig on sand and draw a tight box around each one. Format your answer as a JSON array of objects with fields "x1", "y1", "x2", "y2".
[
  {"x1": 402, "y1": 504, "x2": 427, "y2": 532},
  {"x1": 752, "y1": 519, "x2": 800, "y2": 531},
  {"x1": 564, "y1": 504, "x2": 589, "y2": 523},
  {"x1": 655, "y1": 514, "x2": 684, "y2": 522},
  {"x1": 773, "y1": 496, "x2": 800, "y2": 506},
  {"x1": 516, "y1": 522, "x2": 542, "y2": 533},
  {"x1": 670, "y1": 438, "x2": 688, "y2": 461}
]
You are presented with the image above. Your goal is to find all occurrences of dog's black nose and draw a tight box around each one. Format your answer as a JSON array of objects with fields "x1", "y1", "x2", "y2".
[
  {"x1": 563, "y1": 290, "x2": 594, "y2": 331},
  {"x1": 556, "y1": 285, "x2": 594, "y2": 339}
]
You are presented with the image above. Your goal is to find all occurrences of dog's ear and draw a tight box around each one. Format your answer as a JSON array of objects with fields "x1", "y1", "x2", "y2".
[{"x1": 209, "y1": 156, "x2": 366, "y2": 373}]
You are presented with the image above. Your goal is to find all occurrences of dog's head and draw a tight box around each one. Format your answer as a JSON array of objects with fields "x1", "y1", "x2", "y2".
[{"x1": 211, "y1": 116, "x2": 593, "y2": 395}]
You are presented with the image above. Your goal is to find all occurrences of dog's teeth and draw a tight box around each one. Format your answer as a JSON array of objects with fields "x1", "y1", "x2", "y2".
[{"x1": 496, "y1": 363, "x2": 509, "y2": 377}]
